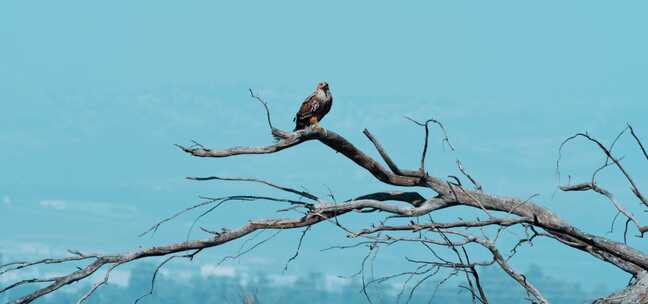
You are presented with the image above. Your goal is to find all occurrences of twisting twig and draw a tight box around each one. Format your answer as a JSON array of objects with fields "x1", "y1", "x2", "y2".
[
  {"x1": 363, "y1": 128, "x2": 422, "y2": 177},
  {"x1": 429, "y1": 270, "x2": 460, "y2": 303},
  {"x1": 359, "y1": 244, "x2": 378, "y2": 304},
  {"x1": 609, "y1": 211, "x2": 622, "y2": 234},
  {"x1": 557, "y1": 127, "x2": 648, "y2": 236},
  {"x1": 405, "y1": 116, "x2": 455, "y2": 174},
  {"x1": 558, "y1": 131, "x2": 647, "y2": 207},
  {"x1": 324, "y1": 184, "x2": 337, "y2": 201},
  {"x1": 0, "y1": 277, "x2": 58, "y2": 294},
  {"x1": 405, "y1": 271, "x2": 436, "y2": 304},
  {"x1": 354, "y1": 217, "x2": 531, "y2": 236},
  {"x1": 76, "y1": 262, "x2": 124, "y2": 304},
  {"x1": 216, "y1": 230, "x2": 281, "y2": 267},
  {"x1": 462, "y1": 247, "x2": 489, "y2": 304},
  {"x1": 475, "y1": 238, "x2": 547, "y2": 303},
  {"x1": 284, "y1": 225, "x2": 312, "y2": 271},
  {"x1": 405, "y1": 117, "x2": 455, "y2": 150},
  {"x1": 135, "y1": 250, "x2": 202, "y2": 304},
  {"x1": 187, "y1": 176, "x2": 319, "y2": 201},
  {"x1": 438, "y1": 231, "x2": 475, "y2": 303},
  {"x1": 627, "y1": 124, "x2": 647, "y2": 160},
  {"x1": 368, "y1": 230, "x2": 548, "y2": 304},
  {"x1": 0, "y1": 252, "x2": 99, "y2": 276},
  {"x1": 140, "y1": 195, "x2": 309, "y2": 238},
  {"x1": 248, "y1": 89, "x2": 274, "y2": 130},
  {"x1": 139, "y1": 197, "x2": 226, "y2": 237},
  {"x1": 561, "y1": 182, "x2": 647, "y2": 235},
  {"x1": 457, "y1": 160, "x2": 483, "y2": 191},
  {"x1": 448, "y1": 182, "x2": 494, "y2": 219},
  {"x1": 248, "y1": 89, "x2": 291, "y2": 140}
]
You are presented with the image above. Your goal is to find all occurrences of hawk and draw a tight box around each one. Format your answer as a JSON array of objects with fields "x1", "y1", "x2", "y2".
[{"x1": 293, "y1": 82, "x2": 333, "y2": 131}]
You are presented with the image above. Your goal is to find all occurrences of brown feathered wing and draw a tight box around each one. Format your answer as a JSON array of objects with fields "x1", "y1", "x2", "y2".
[{"x1": 293, "y1": 93, "x2": 321, "y2": 131}]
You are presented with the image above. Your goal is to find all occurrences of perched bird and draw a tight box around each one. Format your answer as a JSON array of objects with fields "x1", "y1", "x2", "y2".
[{"x1": 293, "y1": 82, "x2": 333, "y2": 131}]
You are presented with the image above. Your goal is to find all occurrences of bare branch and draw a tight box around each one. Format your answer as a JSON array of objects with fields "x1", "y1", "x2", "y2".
[
  {"x1": 474, "y1": 238, "x2": 548, "y2": 304},
  {"x1": 558, "y1": 132, "x2": 647, "y2": 207},
  {"x1": 140, "y1": 195, "x2": 310, "y2": 238},
  {"x1": 405, "y1": 116, "x2": 455, "y2": 174},
  {"x1": 76, "y1": 262, "x2": 124, "y2": 304},
  {"x1": 216, "y1": 230, "x2": 281, "y2": 267},
  {"x1": 354, "y1": 217, "x2": 531, "y2": 236},
  {"x1": 178, "y1": 128, "x2": 423, "y2": 187},
  {"x1": 457, "y1": 160, "x2": 483, "y2": 192},
  {"x1": 363, "y1": 128, "x2": 422, "y2": 177},
  {"x1": 187, "y1": 175, "x2": 320, "y2": 201},
  {"x1": 177, "y1": 124, "x2": 648, "y2": 275},
  {"x1": 463, "y1": 250, "x2": 489, "y2": 304},
  {"x1": 594, "y1": 271, "x2": 648, "y2": 303},
  {"x1": 248, "y1": 89, "x2": 291, "y2": 140},
  {"x1": 561, "y1": 182, "x2": 648, "y2": 235},
  {"x1": 4, "y1": 193, "x2": 454, "y2": 303},
  {"x1": 284, "y1": 225, "x2": 311, "y2": 271},
  {"x1": 628, "y1": 124, "x2": 647, "y2": 160},
  {"x1": 0, "y1": 252, "x2": 99, "y2": 276},
  {"x1": 134, "y1": 251, "x2": 199, "y2": 304},
  {"x1": 5, "y1": 210, "x2": 329, "y2": 303},
  {"x1": 7, "y1": 94, "x2": 646, "y2": 304},
  {"x1": 355, "y1": 230, "x2": 548, "y2": 304}
]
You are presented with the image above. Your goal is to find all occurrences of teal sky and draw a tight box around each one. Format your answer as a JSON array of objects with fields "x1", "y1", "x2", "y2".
[{"x1": 1, "y1": 1, "x2": 647, "y2": 299}]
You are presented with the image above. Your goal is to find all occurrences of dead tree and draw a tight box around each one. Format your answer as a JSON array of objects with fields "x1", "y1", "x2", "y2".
[{"x1": 1, "y1": 92, "x2": 646, "y2": 304}]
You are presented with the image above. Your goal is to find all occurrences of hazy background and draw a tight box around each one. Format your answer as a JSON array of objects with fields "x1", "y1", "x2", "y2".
[{"x1": 2, "y1": 1, "x2": 647, "y2": 302}]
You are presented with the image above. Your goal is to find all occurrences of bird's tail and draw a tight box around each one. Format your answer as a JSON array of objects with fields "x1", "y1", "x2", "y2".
[{"x1": 293, "y1": 121, "x2": 306, "y2": 131}]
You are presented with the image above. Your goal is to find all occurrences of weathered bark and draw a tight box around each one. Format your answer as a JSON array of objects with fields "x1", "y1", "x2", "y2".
[
  {"x1": 594, "y1": 271, "x2": 648, "y2": 304},
  {"x1": 180, "y1": 128, "x2": 648, "y2": 275},
  {"x1": 3, "y1": 105, "x2": 645, "y2": 303}
]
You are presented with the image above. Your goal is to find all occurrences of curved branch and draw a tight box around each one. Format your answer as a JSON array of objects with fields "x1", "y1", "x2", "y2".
[
  {"x1": 7, "y1": 212, "x2": 330, "y2": 304},
  {"x1": 628, "y1": 124, "x2": 647, "y2": 161},
  {"x1": 179, "y1": 125, "x2": 648, "y2": 276},
  {"x1": 349, "y1": 226, "x2": 547, "y2": 304},
  {"x1": 558, "y1": 132, "x2": 647, "y2": 207},
  {"x1": 138, "y1": 195, "x2": 310, "y2": 238},
  {"x1": 76, "y1": 262, "x2": 123, "y2": 304},
  {"x1": 473, "y1": 238, "x2": 548, "y2": 304},
  {"x1": 363, "y1": 128, "x2": 421, "y2": 177},
  {"x1": 594, "y1": 271, "x2": 648, "y2": 304},
  {"x1": 3, "y1": 193, "x2": 455, "y2": 303},
  {"x1": 175, "y1": 129, "x2": 312, "y2": 157},
  {"x1": 248, "y1": 89, "x2": 290, "y2": 140},
  {"x1": 187, "y1": 176, "x2": 320, "y2": 201},
  {"x1": 449, "y1": 189, "x2": 648, "y2": 274},
  {"x1": 405, "y1": 116, "x2": 455, "y2": 173},
  {"x1": 561, "y1": 182, "x2": 648, "y2": 235},
  {"x1": 179, "y1": 128, "x2": 423, "y2": 187},
  {"x1": 353, "y1": 217, "x2": 532, "y2": 236},
  {"x1": 8, "y1": 98, "x2": 645, "y2": 304},
  {"x1": 0, "y1": 251, "x2": 99, "y2": 276},
  {"x1": 457, "y1": 160, "x2": 483, "y2": 192}
]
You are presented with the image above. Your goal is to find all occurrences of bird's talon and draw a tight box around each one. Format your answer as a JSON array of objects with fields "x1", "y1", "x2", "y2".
[{"x1": 311, "y1": 124, "x2": 326, "y2": 135}]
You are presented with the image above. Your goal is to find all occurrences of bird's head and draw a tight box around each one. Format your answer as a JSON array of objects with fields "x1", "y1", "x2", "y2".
[{"x1": 316, "y1": 81, "x2": 330, "y2": 91}]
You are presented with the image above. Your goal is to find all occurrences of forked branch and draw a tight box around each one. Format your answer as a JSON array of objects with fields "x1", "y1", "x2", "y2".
[{"x1": 4, "y1": 92, "x2": 646, "y2": 304}]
